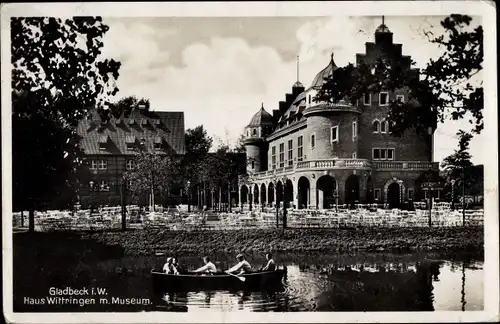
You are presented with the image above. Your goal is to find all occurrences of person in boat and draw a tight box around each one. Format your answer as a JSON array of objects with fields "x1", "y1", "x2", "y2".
[
  {"x1": 193, "y1": 256, "x2": 217, "y2": 274},
  {"x1": 260, "y1": 253, "x2": 276, "y2": 271},
  {"x1": 163, "y1": 257, "x2": 179, "y2": 275},
  {"x1": 226, "y1": 254, "x2": 252, "y2": 275},
  {"x1": 172, "y1": 257, "x2": 182, "y2": 273}
]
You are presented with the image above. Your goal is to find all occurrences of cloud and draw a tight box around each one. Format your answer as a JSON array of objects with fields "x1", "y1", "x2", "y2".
[{"x1": 100, "y1": 21, "x2": 172, "y2": 86}]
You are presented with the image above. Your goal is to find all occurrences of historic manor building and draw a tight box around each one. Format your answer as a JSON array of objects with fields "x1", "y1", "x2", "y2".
[
  {"x1": 76, "y1": 107, "x2": 186, "y2": 208},
  {"x1": 240, "y1": 23, "x2": 439, "y2": 210}
]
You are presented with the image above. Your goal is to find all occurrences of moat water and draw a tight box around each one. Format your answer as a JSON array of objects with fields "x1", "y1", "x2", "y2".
[{"x1": 15, "y1": 251, "x2": 483, "y2": 312}]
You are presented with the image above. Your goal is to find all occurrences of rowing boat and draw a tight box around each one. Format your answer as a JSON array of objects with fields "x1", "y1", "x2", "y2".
[{"x1": 151, "y1": 268, "x2": 286, "y2": 292}]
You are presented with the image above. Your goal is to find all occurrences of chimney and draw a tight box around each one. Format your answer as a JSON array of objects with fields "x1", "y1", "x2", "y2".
[{"x1": 285, "y1": 93, "x2": 293, "y2": 105}]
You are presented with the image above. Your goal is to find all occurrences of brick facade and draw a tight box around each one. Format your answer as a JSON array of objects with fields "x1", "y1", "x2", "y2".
[{"x1": 240, "y1": 23, "x2": 439, "y2": 209}]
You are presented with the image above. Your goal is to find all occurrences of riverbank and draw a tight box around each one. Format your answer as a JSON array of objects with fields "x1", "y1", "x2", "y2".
[{"x1": 14, "y1": 227, "x2": 484, "y2": 257}]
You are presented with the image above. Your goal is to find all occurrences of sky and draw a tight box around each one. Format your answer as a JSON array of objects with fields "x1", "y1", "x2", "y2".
[{"x1": 99, "y1": 15, "x2": 485, "y2": 165}]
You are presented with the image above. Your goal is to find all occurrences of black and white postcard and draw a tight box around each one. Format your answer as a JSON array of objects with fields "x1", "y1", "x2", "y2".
[{"x1": 1, "y1": 1, "x2": 498, "y2": 323}]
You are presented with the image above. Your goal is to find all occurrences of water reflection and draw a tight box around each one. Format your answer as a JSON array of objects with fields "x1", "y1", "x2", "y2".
[
  {"x1": 14, "y1": 252, "x2": 483, "y2": 312},
  {"x1": 152, "y1": 256, "x2": 483, "y2": 312}
]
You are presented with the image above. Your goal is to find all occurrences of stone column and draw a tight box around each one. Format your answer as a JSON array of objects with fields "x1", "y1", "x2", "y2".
[
  {"x1": 273, "y1": 184, "x2": 277, "y2": 207},
  {"x1": 310, "y1": 183, "x2": 317, "y2": 209},
  {"x1": 360, "y1": 174, "x2": 368, "y2": 203},
  {"x1": 337, "y1": 178, "x2": 346, "y2": 206},
  {"x1": 293, "y1": 179, "x2": 299, "y2": 209},
  {"x1": 317, "y1": 189, "x2": 324, "y2": 209},
  {"x1": 238, "y1": 186, "x2": 242, "y2": 209}
]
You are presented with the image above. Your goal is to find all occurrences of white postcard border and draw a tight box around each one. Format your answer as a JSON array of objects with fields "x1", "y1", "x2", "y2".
[{"x1": 2, "y1": 1, "x2": 498, "y2": 323}]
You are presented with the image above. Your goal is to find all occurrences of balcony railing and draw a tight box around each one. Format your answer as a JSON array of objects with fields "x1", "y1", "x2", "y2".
[
  {"x1": 373, "y1": 161, "x2": 439, "y2": 171},
  {"x1": 247, "y1": 159, "x2": 439, "y2": 180}
]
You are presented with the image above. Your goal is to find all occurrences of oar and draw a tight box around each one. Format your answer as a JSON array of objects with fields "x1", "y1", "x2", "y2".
[{"x1": 225, "y1": 271, "x2": 246, "y2": 282}]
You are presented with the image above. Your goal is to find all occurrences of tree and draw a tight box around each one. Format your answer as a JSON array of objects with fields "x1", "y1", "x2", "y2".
[
  {"x1": 316, "y1": 15, "x2": 483, "y2": 139},
  {"x1": 234, "y1": 133, "x2": 247, "y2": 153},
  {"x1": 102, "y1": 95, "x2": 151, "y2": 122},
  {"x1": 124, "y1": 148, "x2": 177, "y2": 213},
  {"x1": 12, "y1": 17, "x2": 120, "y2": 231},
  {"x1": 441, "y1": 131, "x2": 475, "y2": 210},
  {"x1": 182, "y1": 126, "x2": 213, "y2": 211}
]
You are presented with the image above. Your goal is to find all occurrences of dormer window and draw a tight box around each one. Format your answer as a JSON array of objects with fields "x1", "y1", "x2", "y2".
[
  {"x1": 141, "y1": 119, "x2": 148, "y2": 126},
  {"x1": 98, "y1": 135, "x2": 109, "y2": 150},
  {"x1": 128, "y1": 119, "x2": 135, "y2": 125},
  {"x1": 125, "y1": 135, "x2": 136, "y2": 151},
  {"x1": 154, "y1": 119, "x2": 161, "y2": 126},
  {"x1": 154, "y1": 136, "x2": 163, "y2": 150}
]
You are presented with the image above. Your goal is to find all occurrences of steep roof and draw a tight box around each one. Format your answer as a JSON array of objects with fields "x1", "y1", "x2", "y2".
[
  {"x1": 279, "y1": 91, "x2": 307, "y2": 123},
  {"x1": 310, "y1": 54, "x2": 338, "y2": 90},
  {"x1": 77, "y1": 109, "x2": 185, "y2": 155},
  {"x1": 247, "y1": 104, "x2": 274, "y2": 127}
]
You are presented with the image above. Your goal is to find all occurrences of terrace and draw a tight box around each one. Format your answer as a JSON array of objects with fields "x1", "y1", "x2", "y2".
[{"x1": 248, "y1": 158, "x2": 439, "y2": 180}]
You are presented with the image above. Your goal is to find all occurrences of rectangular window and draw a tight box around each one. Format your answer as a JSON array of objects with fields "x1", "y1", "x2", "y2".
[
  {"x1": 271, "y1": 146, "x2": 276, "y2": 169},
  {"x1": 98, "y1": 160, "x2": 107, "y2": 170},
  {"x1": 396, "y1": 94, "x2": 405, "y2": 103},
  {"x1": 374, "y1": 189, "x2": 381, "y2": 200},
  {"x1": 373, "y1": 148, "x2": 395, "y2": 160},
  {"x1": 352, "y1": 121, "x2": 357, "y2": 139},
  {"x1": 387, "y1": 149, "x2": 395, "y2": 160},
  {"x1": 331, "y1": 126, "x2": 339, "y2": 143},
  {"x1": 251, "y1": 161, "x2": 255, "y2": 169},
  {"x1": 90, "y1": 160, "x2": 98, "y2": 170},
  {"x1": 363, "y1": 93, "x2": 371, "y2": 105},
  {"x1": 310, "y1": 133, "x2": 315, "y2": 149},
  {"x1": 297, "y1": 136, "x2": 304, "y2": 162},
  {"x1": 352, "y1": 152, "x2": 357, "y2": 159},
  {"x1": 126, "y1": 160, "x2": 135, "y2": 170},
  {"x1": 279, "y1": 143, "x2": 285, "y2": 168},
  {"x1": 379, "y1": 92, "x2": 389, "y2": 106},
  {"x1": 287, "y1": 140, "x2": 293, "y2": 166}
]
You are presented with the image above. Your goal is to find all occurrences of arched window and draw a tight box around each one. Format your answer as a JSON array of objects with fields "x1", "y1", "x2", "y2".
[
  {"x1": 252, "y1": 129, "x2": 257, "y2": 136},
  {"x1": 387, "y1": 121, "x2": 392, "y2": 133},
  {"x1": 380, "y1": 120, "x2": 387, "y2": 133},
  {"x1": 372, "y1": 120, "x2": 380, "y2": 133}
]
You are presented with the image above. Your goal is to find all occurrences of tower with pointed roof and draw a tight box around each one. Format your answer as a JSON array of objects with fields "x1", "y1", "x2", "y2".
[
  {"x1": 236, "y1": 19, "x2": 437, "y2": 212},
  {"x1": 243, "y1": 103, "x2": 274, "y2": 173}
]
